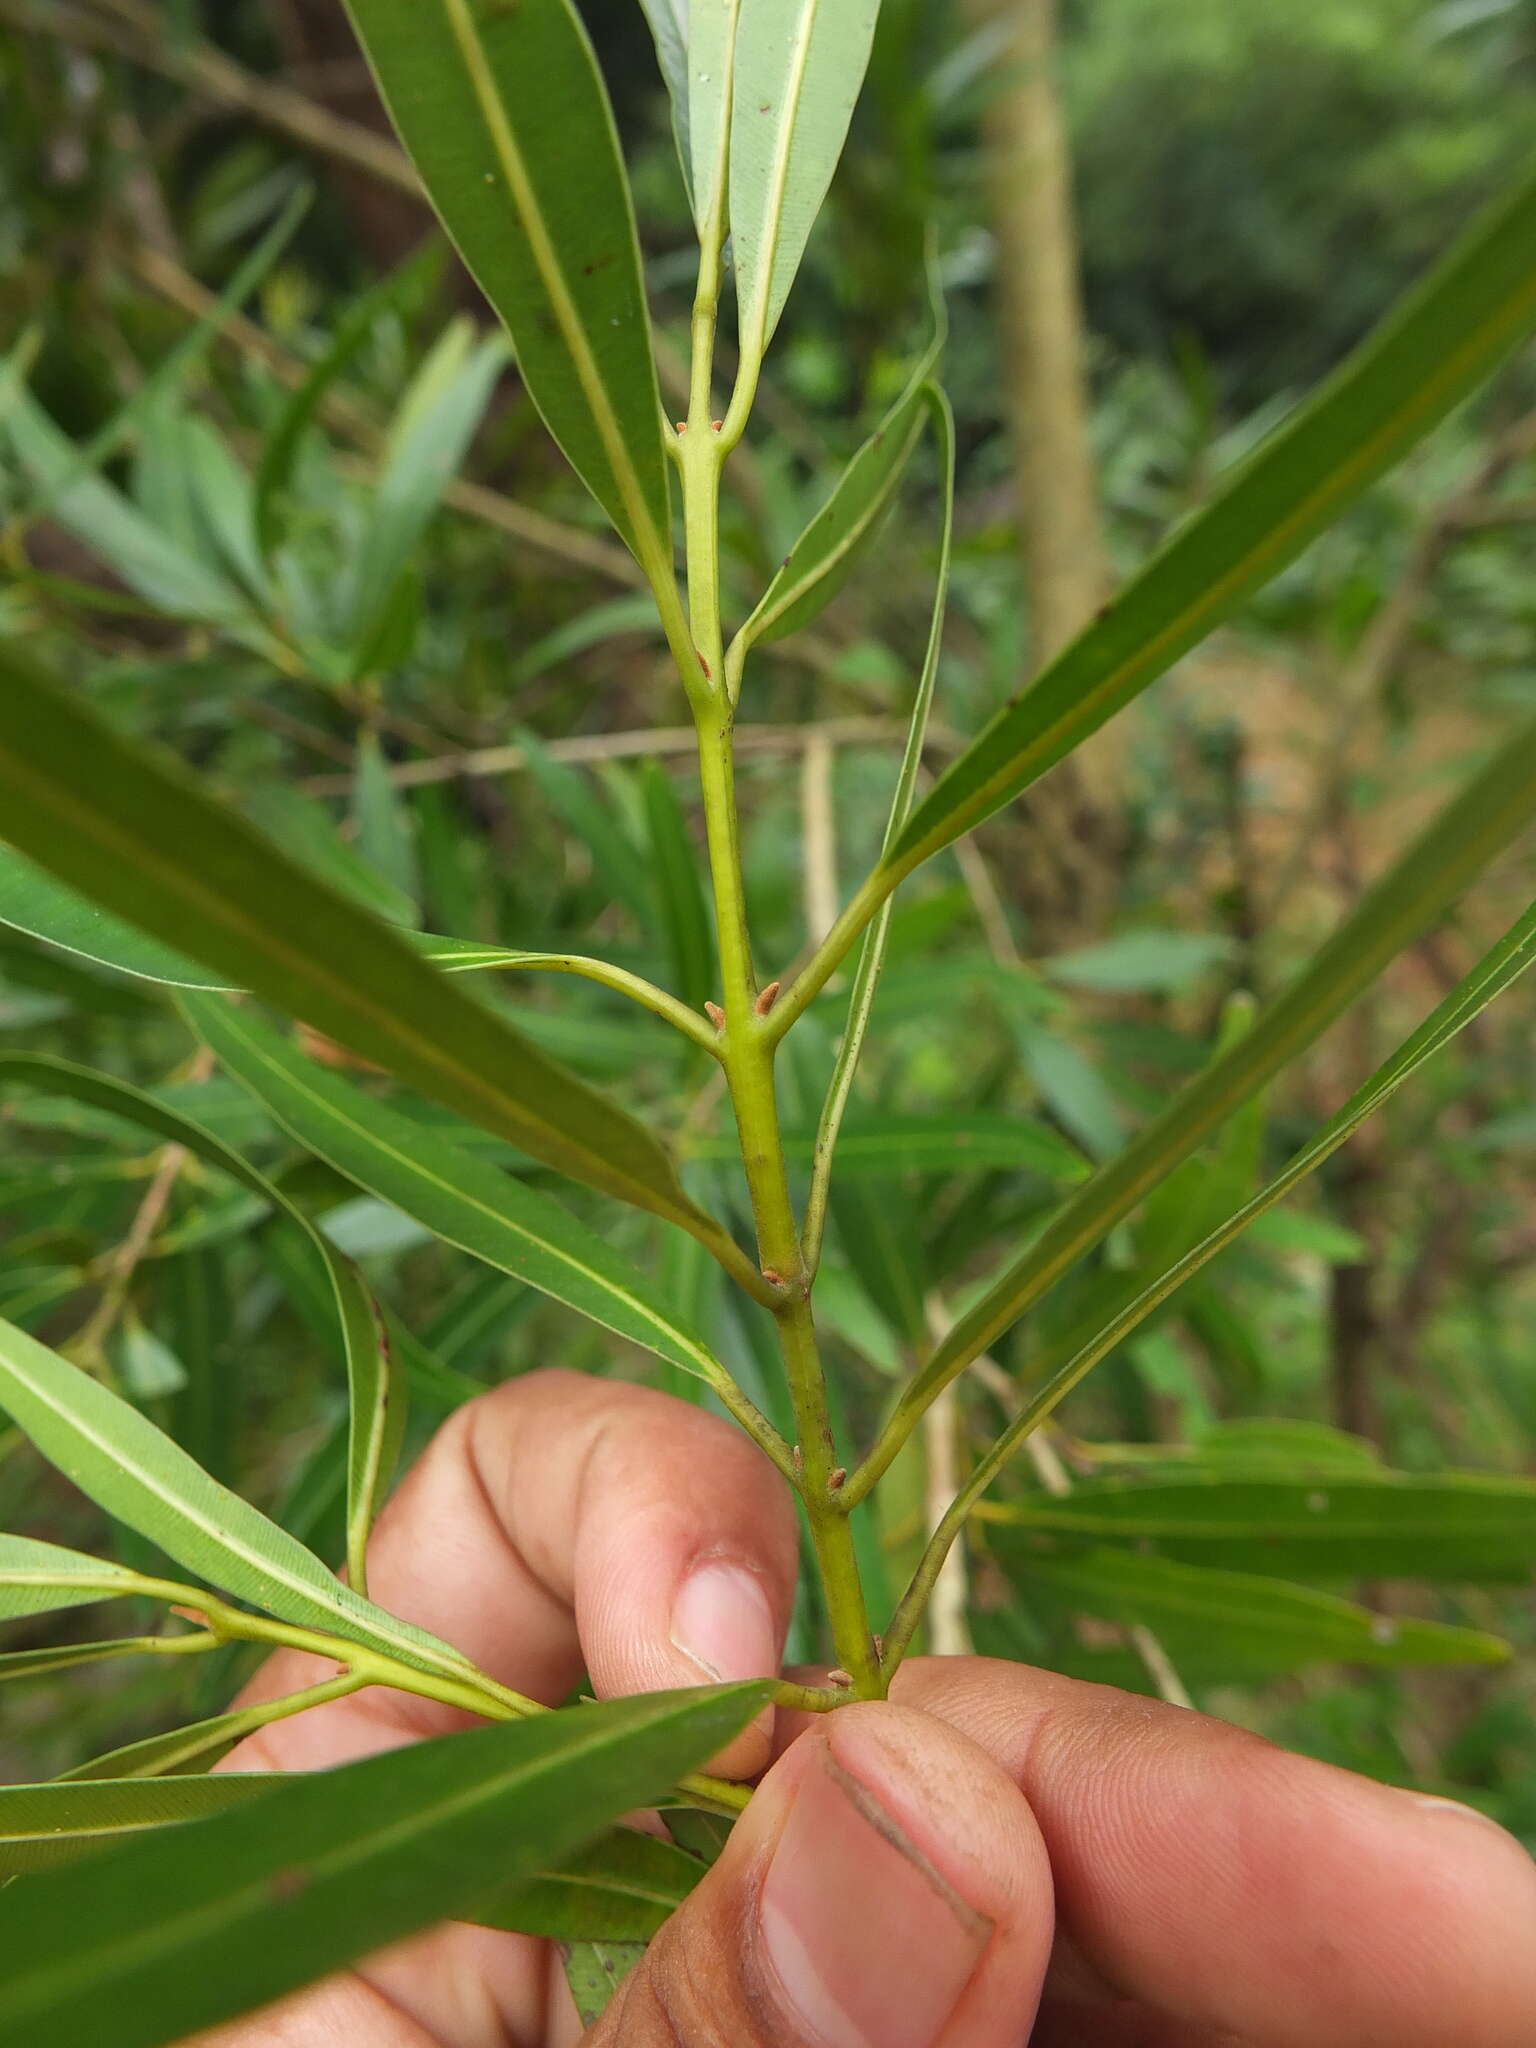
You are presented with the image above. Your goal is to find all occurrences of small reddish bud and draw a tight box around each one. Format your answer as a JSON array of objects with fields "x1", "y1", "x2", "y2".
[
  {"x1": 827, "y1": 1667, "x2": 854, "y2": 1688},
  {"x1": 712, "y1": 419, "x2": 723, "y2": 431},
  {"x1": 761, "y1": 1265, "x2": 786, "y2": 1288},
  {"x1": 753, "y1": 979, "x2": 782, "y2": 1016},
  {"x1": 705, "y1": 1001, "x2": 726, "y2": 1030},
  {"x1": 675, "y1": 421, "x2": 688, "y2": 433},
  {"x1": 696, "y1": 649, "x2": 712, "y2": 679},
  {"x1": 828, "y1": 1466, "x2": 847, "y2": 1493}
]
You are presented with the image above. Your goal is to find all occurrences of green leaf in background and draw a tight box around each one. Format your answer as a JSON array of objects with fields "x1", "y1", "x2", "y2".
[
  {"x1": 254, "y1": 243, "x2": 441, "y2": 559},
  {"x1": 983, "y1": 1467, "x2": 1536, "y2": 1584},
  {"x1": 0, "y1": 1316, "x2": 468, "y2": 1682},
  {"x1": 889, "y1": 153, "x2": 1536, "y2": 877},
  {"x1": 641, "y1": 758, "x2": 717, "y2": 1014},
  {"x1": 0, "y1": 1776, "x2": 271, "y2": 1877},
  {"x1": 692, "y1": 1110, "x2": 1085, "y2": 1178},
  {"x1": 0, "y1": 1535, "x2": 168, "y2": 1624},
  {"x1": 1, "y1": 387, "x2": 247, "y2": 625},
  {"x1": 961, "y1": 890, "x2": 1536, "y2": 1490},
  {"x1": 342, "y1": 320, "x2": 507, "y2": 669},
  {"x1": 179, "y1": 993, "x2": 741, "y2": 1396},
  {"x1": 10, "y1": 185, "x2": 309, "y2": 539},
  {"x1": 353, "y1": 732, "x2": 421, "y2": 910},
  {"x1": 476, "y1": 1824, "x2": 706, "y2": 1941},
  {"x1": 990, "y1": 1541, "x2": 1510, "y2": 1674},
  {"x1": 731, "y1": 368, "x2": 930, "y2": 662},
  {"x1": 340, "y1": 0, "x2": 672, "y2": 571},
  {"x1": 1044, "y1": 930, "x2": 1235, "y2": 994},
  {"x1": 0, "y1": 1685, "x2": 768, "y2": 2048},
  {"x1": 0, "y1": 644, "x2": 717, "y2": 1241},
  {"x1": 730, "y1": 0, "x2": 883, "y2": 362},
  {"x1": 0, "y1": 1053, "x2": 402, "y2": 1598},
  {"x1": 906, "y1": 712, "x2": 1536, "y2": 1412},
  {"x1": 563, "y1": 1939, "x2": 647, "y2": 2027}
]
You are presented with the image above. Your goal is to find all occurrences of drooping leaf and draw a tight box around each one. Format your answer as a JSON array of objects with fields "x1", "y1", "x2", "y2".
[
  {"x1": 341, "y1": 0, "x2": 672, "y2": 569},
  {"x1": 0, "y1": 1686, "x2": 768, "y2": 2048},
  {"x1": 889, "y1": 155, "x2": 1536, "y2": 877},
  {"x1": 0, "y1": 644, "x2": 712, "y2": 1238},
  {"x1": 730, "y1": 0, "x2": 883, "y2": 360},
  {"x1": 178, "y1": 993, "x2": 740, "y2": 1394},
  {"x1": 0, "y1": 1317, "x2": 469, "y2": 1683}
]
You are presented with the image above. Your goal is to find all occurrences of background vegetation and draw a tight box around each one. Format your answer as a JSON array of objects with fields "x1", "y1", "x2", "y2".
[{"x1": 2, "y1": 0, "x2": 1534, "y2": 1839}]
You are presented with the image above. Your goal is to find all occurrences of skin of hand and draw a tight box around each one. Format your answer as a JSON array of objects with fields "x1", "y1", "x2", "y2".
[{"x1": 189, "y1": 1372, "x2": 1536, "y2": 2048}]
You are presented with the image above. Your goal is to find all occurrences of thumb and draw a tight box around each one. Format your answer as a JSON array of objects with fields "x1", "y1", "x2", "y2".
[{"x1": 587, "y1": 1703, "x2": 1054, "y2": 2047}]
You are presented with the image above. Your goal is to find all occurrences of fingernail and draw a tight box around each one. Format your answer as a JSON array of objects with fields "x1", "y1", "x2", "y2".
[
  {"x1": 670, "y1": 1560, "x2": 777, "y2": 1683},
  {"x1": 1413, "y1": 1794, "x2": 1504, "y2": 1828},
  {"x1": 756, "y1": 1729, "x2": 991, "y2": 2048}
]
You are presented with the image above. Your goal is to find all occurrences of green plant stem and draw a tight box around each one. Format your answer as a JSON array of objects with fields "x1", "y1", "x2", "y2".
[{"x1": 677, "y1": 240, "x2": 881, "y2": 1701}]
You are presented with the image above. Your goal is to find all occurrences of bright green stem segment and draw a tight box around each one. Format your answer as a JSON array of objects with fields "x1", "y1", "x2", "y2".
[{"x1": 678, "y1": 259, "x2": 880, "y2": 1695}]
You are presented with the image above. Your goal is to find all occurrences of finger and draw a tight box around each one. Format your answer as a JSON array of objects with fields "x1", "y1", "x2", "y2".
[
  {"x1": 232, "y1": 1370, "x2": 798, "y2": 1776},
  {"x1": 588, "y1": 1703, "x2": 1055, "y2": 2048},
  {"x1": 895, "y1": 1657, "x2": 1536, "y2": 2048}
]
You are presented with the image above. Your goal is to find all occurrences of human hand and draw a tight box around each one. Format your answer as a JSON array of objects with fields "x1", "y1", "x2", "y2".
[{"x1": 195, "y1": 1373, "x2": 1536, "y2": 2047}]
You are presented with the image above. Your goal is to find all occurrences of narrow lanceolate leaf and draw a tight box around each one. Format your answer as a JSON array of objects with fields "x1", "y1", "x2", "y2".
[
  {"x1": 0, "y1": 1536, "x2": 168, "y2": 1624},
  {"x1": 989, "y1": 1543, "x2": 1509, "y2": 1675},
  {"x1": 981, "y1": 1468, "x2": 1536, "y2": 1585},
  {"x1": 730, "y1": 0, "x2": 882, "y2": 359},
  {"x1": 180, "y1": 994, "x2": 737, "y2": 1392},
  {"x1": 0, "y1": 1054, "x2": 400, "y2": 1598},
  {"x1": 0, "y1": 1686, "x2": 769, "y2": 2048},
  {"x1": 0, "y1": 1777, "x2": 271, "y2": 1878},
  {"x1": 930, "y1": 892, "x2": 1536, "y2": 1541},
  {"x1": 0, "y1": 644, "x2": 710, "y2": 1238},
  {"x1": 0, "y1": 1637, "x2": 191, "y2": 1686},
  {"x1": 689, "y1": 1, "x2": 740, "y2": 235},
  {"x1": 733, "y1": 374, "x2": 929, "y2": 659},
  {"x1": 475, "y1": 1825, "x2": 706, "y2": 1941},
  {"x1": 0, "y1": 1317, "x2": 469, "y2": 1683},
  {"x1": 638, "y1": 0, "x2": 697, "y2": 206},
  {"x1": 903, "y1": 712, "x2": 1536, "y2": 1415},
  {"x1": 890, "y1": 154, "x2": 1536, "y2": 878},
  {"x1": 340, "y1": 0, "x2": 671, "y2": 568}
]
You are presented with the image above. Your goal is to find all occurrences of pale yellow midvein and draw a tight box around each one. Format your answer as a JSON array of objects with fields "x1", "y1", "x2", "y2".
[{"x1": 737, "y1": 0, "x2": 820, "y2": 365}]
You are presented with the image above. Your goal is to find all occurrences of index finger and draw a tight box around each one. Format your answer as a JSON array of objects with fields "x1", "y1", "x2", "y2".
[{"x1": 229, "y1": 1370, "x2": 798, "y2": 1779}]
